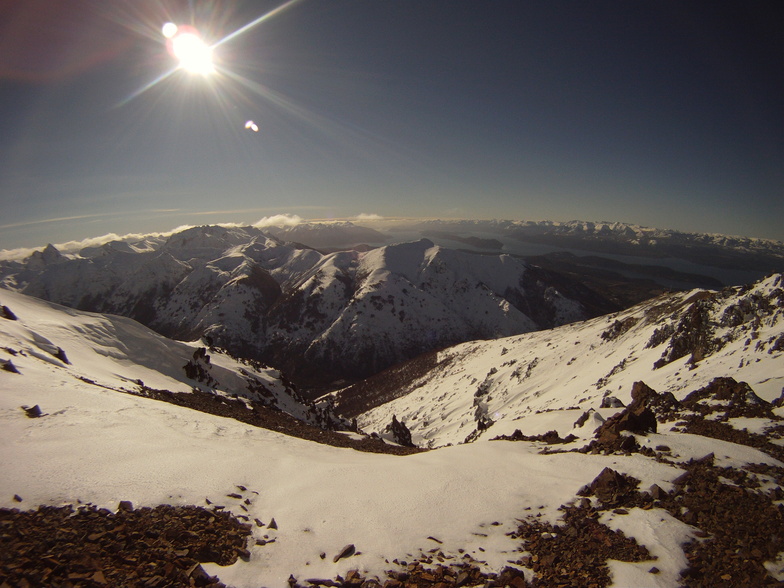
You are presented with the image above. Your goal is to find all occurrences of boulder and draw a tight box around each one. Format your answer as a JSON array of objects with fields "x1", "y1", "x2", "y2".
[{"x1": 586, "y1": 467, "x2": 640, "y2": 507}]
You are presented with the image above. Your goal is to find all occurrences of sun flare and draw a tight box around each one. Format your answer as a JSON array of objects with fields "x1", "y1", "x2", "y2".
[{"x1": 166, "y1": 25, "x2": 214, "y2": 75}]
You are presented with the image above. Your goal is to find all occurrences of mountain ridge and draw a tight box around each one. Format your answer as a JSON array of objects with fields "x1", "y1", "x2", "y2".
[
  {"x1": 1, "y1": 225, "x2": 618, "y2": 385},
  {"x1": 339, "y1": 273, "x2": 784, "y2": 447}
]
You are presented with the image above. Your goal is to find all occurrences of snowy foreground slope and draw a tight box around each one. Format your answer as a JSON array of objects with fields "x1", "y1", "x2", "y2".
[
  {"x1": 2, "y1": 283, "x2": 784, "y2": 586},
  {"x1": 0, "y1": 290, "x2": 344, "y2": 429},
  {"x1": 347, "y1": 274, "x2": 784, "y2": 448}
]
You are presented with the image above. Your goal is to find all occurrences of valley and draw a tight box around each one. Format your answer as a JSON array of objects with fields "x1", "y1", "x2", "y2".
[{"x1": 1, "y1": 221, "x2": 783, "y2": 587}]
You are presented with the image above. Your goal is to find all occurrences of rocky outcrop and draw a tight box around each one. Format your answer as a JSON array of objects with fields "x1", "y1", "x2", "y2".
[
  {"x1": 491, "y1": 429, "x2": 577, "y2": 444},
  {"x1": 594, "y1": 381, "x2": 659, "y2": 445},
  {"x1": 579, "y1": 467, "x2": 641, "y2": 508},
  {"x1": 680, "y1": 377, "x2": 773, "y2": 419},
  {"x1": 385, "y1": 415, "x2": 414, "y2": 447}
]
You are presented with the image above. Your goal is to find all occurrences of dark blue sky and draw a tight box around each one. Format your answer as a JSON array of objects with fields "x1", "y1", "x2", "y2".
[{"x1": 0, "y1": 0, "x2": 782, "y2": 251}]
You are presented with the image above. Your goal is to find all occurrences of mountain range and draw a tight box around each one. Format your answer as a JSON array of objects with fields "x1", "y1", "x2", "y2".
[
  {"x1": 2, "y1": 258, "x2": 783, "y2": 585},
  {"x1": 336, "y1": 273, "x2": 784, "y2": 447},
  {"x1": 0, "y1": 224, "x2": 637, "y2": 386}
]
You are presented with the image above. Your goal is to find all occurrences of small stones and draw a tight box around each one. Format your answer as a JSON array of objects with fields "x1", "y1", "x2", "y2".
[
  {"x1": 333, "y1": 544, "x2": 356, "y2": 563},
  {"x1": 255, "y1": 538, "x2": 276, "y2": 546},
  {"x1": 514, "y1": 506, "x2": 652, "y2": 587},
  {"x1": 0, "y1": 503, "x2": 252, "y2": 586}
]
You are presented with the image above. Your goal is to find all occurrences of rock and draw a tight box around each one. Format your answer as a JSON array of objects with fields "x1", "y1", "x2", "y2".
[
  {"x1": 333, "y1": 544, "x2": 356, "y2": 563},
  {"x1": 117, "y1": 500, "x2": 133, "y2": 512},
  {"x1": 13, "y1": 494, "x2": 22, "y2": 502},
  {"x1": 672, "y1": 471, "x2": 691, "y2": 487},
  {"x1": 588, "y1": 467, "x2": 640, "y2": 507},
  {"x1": 268, "y1": 517, "x2": 278, "y2": 530},
  {"x1": 1, "y1": 359, "x2": 19, "y2": 373},
  {"x1": 630, "y1": 381, "x2": 680, "y2": 416},
  {"x1": 385, "y1": 415, "x2": 414, "y2": 447},
  {"x1": 1, "y1": 305, "x2": 17, "y2": 320},
  {"x1": 573, "y1": 410, "x2": 591, "y2": 428},
  {"x1": 573, "y1": 409, "x2": 606, "y2": 432},
  {"x1": 22, "y1": 405, "x2": 42, "y2": 418},
  {"x1": 593, "y1": 382, "x2": 659, "y2": 449},
  {"x1": 600, "y1": 396, "x2": 625, "y2": 408},
  {"x1": 681, "y1": 377, "x2": 772, "y2": 419},
  {"x1": 492, "y1": 429, "x2": 577, "y2": 444},
  {"x1": 54, "y1": 347, "x2": 70, "y2": 365},
  {"x1": 305, "y1": 579, "x2": 339, "y2": 587}
]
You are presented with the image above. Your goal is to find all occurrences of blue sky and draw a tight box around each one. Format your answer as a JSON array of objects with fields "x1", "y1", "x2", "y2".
[{"x1": 0, "y1": 0, "x2": 782, "y2": 251}]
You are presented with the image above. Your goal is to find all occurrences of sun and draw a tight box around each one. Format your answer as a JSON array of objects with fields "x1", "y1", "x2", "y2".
[
  {"x1": 118, "y1": 2, "x2": 307, "y2": 107},
  {"x1": 163, "y1": 23, "x2": 214, "y2": 75}
]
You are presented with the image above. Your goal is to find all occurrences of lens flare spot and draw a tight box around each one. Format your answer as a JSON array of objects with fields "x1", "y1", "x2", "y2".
[
  {"x1": 162, "y1": 22, "x2": 178, "y2": 39},
  {"x1": 245, "y1": 120, "x2": 259, "y2": 132}
]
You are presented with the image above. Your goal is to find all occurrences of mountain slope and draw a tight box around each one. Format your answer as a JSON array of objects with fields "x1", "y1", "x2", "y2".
[
  {"x1": 3, "y1": 284, "x2": 784, "y2": 586},
  {"x1": 1, "y1": 225, "x2": 610, "y2": 385},
  {"x1": 338, "y1": 274, "x2": 784, "y2": 447},
  {"x1": 0, "y1": 289, "x2": 340, "y2": 426}
]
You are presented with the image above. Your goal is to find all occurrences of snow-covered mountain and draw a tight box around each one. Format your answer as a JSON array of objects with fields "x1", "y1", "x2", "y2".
[
  {"x1": 411, "y1": 219, "x2": 784, "y2": 275},
  {"x1": 3, "y1": 273, "x2": 783, "y2": 587},
  {"x1": 338, "y1": 274, "x2": 784, "y2": 447},
  {"x1": 0, "y1": 288, "x2": 343, "y2": 428},
  {"x1": 262, "y1": 221, "x2": 389, "y2": 249},
  {"x1": 0, "y1": 224, "x2": 609, "y2": 384}
]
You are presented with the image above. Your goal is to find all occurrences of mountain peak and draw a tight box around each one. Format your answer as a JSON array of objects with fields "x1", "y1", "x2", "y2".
[{"x1": 25, "y1": 244, "x2": 66, "y2": 271}]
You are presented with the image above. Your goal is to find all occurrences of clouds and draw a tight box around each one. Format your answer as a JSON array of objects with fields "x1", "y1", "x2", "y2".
[
  {"x1": 0, "y1": 214, "x2": 383, "y2": 260},
  {"x1": 0, "y1": 246, "x2": 39, "y2": 262},
  {"x1": 252, "y1": 214, "x2": 303, "y2": 228},
  {"x1": 0, "y1": 226, "x2": 194, "y2": 261}
]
